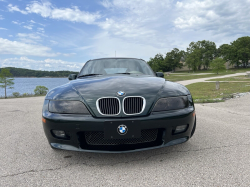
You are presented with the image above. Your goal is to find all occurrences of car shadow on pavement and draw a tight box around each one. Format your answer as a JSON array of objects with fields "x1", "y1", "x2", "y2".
[{"x1": 48, "y1": 140, "x2": 198, "y2": 168}]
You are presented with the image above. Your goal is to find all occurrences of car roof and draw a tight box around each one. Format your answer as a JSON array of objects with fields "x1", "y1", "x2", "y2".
[{"x1": 89, "y1": 57, "x2": 145, "y2": 61}]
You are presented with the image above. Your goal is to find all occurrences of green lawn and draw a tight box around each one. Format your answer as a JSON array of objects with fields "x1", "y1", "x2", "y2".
[
  {"x1": 165, "y1": 72, "x2": 235, "y2": 82},
  {"x1": 165, "y1": 68, "x2": 250, "y2": 82},
  {"x1": 174, "y1": 68, "x2": 250, "y2": 74},
  {"x1": 208, "y1": 75, "x2": 250, "y2": 82},
  {"x1": 165, "y1": 74, "x2": 222, "y2": 82},
  {"x1": 186, "y1": 82, "x2": 250, "y2": 103}
]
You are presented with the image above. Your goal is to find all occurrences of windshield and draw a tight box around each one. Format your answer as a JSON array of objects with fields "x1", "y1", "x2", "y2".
[{"x1": 79, "y1": 58, "x2": 155, "y2": 76}]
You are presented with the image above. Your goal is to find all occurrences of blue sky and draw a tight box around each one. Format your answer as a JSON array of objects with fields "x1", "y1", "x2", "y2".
[{"x1": 0, "y1": 0, "x2": 250, "y2": 71}]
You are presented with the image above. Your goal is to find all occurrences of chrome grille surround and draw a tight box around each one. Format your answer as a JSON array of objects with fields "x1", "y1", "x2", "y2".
[
  {"x1": 123, "y1": 96, "x2": 146, "y2": 115},
  {"x1": 96, "y1": 97, "x2": 121, "y2": 116}
]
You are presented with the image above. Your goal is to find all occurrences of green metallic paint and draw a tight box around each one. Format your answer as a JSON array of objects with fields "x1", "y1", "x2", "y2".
[
  {"x1": 42, "y1": 58, "x2": 196, "y2": 152},
  {"x1": 45, "y1": 75, "x2": 191, "y2": 118}
]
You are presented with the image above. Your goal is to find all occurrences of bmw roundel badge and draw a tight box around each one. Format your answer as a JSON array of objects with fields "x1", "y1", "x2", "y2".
[
  {"x1": 117, "y1": 91, "x2": 125, "y2": 96},
  {"x1": 117, "y1": 125, "x2": 128, "y2": 135}
]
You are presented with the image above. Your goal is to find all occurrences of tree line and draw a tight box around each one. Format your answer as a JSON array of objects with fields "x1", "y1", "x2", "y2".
[
  {"x1": 148, "y1": 36, "x2": 250, "y2": 72},
  {"x1": 0, "y1": 67, "x2": 78, "y2": 77}
]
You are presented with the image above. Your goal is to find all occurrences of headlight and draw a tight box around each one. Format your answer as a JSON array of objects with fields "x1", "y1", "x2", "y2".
[
  {"x1": 187, "y1": 95, "x2": 194, "y2": 106},
  {"x1": 152, "y1": 96, "x2": 189, "y2": 112},
  {"x1": 49, "y1": 100, "x2": 90, "y2": 114}
]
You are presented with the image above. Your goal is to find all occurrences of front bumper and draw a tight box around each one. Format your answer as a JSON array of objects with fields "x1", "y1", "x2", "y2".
[{"x1": 42, "y1": 106, "x2": 195, "y2": 153}]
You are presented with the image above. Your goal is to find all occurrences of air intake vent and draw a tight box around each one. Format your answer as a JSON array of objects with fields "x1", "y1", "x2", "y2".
[
  {"x1": 97, "y1": 97, "x2": 120, "y2": 115},
  {"x1": 85, "y1": 129, "x2": 158, "y2": 145},
  {"x1": 123, "y1": 96, "x2": 145, "y2": 115}
]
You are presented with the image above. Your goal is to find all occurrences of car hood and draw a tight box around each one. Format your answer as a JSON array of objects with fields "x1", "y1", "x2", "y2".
[
  {"x1": 46, "y1": 75, "x2": 190, "y2": 117},
  {"x1": 71, "y1": 75, "x2": 165, "y2": 98}
]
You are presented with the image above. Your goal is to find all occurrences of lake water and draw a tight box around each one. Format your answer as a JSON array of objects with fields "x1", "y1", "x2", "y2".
[{"x1": 0, "y1": 78, "x2": 69, "y2": 97}]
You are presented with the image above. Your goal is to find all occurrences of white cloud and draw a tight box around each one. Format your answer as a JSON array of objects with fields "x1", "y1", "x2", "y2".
[
  {"x1": 62, "y1": 53, "x2": 76, "y2": 57},
  {"x1": 50, "y1": 40, "x2": 58, "y2": 45},
  {"x1": 0, "y1": 38, "x2": 57, "y2": 57},
  {"x1": 8, "y1": 4, "x2": 28, "y2": 14},
  {"x1": 8, "y1": 2, "x2": 101, "y2": 24},
  {"x1": 174, "y1": 16, "x2": 204, "y2": 29},
  {"x1": 6, "y1": 0, "x2": 250, "y2": 64},
  {"x1": 0, "y1": 56, "x2": 82, "y2": 71},
  {"x1": 12, "y1": 19, "x2": 45, "y2": 33},
  {"x1": 174, "y1": 0, "x2": 250, "y2": 34},
  {"x1": 23, "y1": 25, "x2": 33, "y2": 30},
  {"x1": 12, "y1": 21, "x2": 19, "y2": 24},
  {"x1": 95, "y1": 0, "x2": 250, "y2": 58},
  {"x1": 37, "y1": 27, "x2": 45, "y2": 33},
  {"x1": 44, "y1": 63, "x2": 51, "y2": 67},
  {"x1": 100, "y1": 0, "x2": 113, "y2": 8},
  {"x1": 0, "y1": 15, "x2": 4, "y2": 20},
  {"x1": 0, "y1": 27, "x2": 8, "y2": 30},
  {"x1": 88, "y1": 32, "x2": 163, "y2": 60},
  {"x1": 17, "y1": 33, "x2": 42, "y2": 44},
  {"x1": 12, "y1": 20, "x2": 24, "y2": 25},
  {"x1": 98, "y1": 0, "x2": 172, "y2": 50}
]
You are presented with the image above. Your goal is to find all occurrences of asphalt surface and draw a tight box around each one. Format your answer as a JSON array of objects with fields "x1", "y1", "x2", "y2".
[{"x1": 1, "y1": 95, "x2": 250, "y2": 186}]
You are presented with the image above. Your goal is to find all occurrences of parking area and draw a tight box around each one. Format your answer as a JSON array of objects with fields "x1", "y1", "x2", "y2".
[{"x1": 0, "y1": 96, "x2": 250, "y2": 186}]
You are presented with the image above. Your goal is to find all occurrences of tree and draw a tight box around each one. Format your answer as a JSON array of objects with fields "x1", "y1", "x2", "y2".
[
  {"x1": 147, "y1": 53, "x2": 169, "y2": 72},
  {"x1": 218, "y1": 37, "x2": 250, "y2": 68},
  {"x1": 164, "y1": 48, "x2": 185, "y2": 72},
  {"x1": 232, "y1": 36, "x2": 250, "y2": 68},
  {"x1": 200, "y1": 40, "x2": 217, "y2": 69},
  {"x1": 186, "y1": 49, "x2": 202, "y2": 72},
  {"x1": 0, "y1": 68, "x2": 15, "y2": 99},
  {"x1": 0, "y1": 67, "x2": 78, "y2": 78},
  {"x1": 186, "y1": 40, "x2": 216, "y2": 70},
  {"x1": 210, "y1": 58, "x2": 226, "y2": 74},
  {"x1": 218, "y1": 44, "x2": 231, "y2": 60},
  {"x1": 34, "y1": 86, "x2": 49, "y2": 95}
]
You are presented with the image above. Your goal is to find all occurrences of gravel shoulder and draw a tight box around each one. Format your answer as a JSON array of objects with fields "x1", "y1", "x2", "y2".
[{"x1": 1, "y1": 95, "x2": 250, "y2": 186}]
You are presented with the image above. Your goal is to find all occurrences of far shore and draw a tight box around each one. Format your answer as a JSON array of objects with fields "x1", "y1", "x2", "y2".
[{"x1": 13, "y1": 77, "x2": 69, "y2": 78}]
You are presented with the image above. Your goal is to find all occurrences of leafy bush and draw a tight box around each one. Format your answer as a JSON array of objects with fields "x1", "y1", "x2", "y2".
[
  {"x1": 34, "y1": 86, "x2": 49, "y2": 95},
  {"x1": 22, "y1": 93, "x2": 32, "y2": 97},
  {"x1": 12, "y1": 92, "x2": 20, "y2": 97},
  {"x1": 210, "y1": 58, "x2": 226, "y2": 74}
]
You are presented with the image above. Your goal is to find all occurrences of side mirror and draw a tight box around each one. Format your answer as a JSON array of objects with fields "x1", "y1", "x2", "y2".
[
  {"x1": 156, "y1": 72, "x2": 164, "y2": 78},
  {"x1": 68, "y1": 74, "x2": 77, "y2": 81}
]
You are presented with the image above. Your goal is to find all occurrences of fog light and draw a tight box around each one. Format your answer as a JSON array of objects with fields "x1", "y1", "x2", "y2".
[
  {"x1": 174, "y1": 125, "x2": 188, "y2": 134},
  {"x1": 52, "y1": 130, "x2": 66, "y2": 138}
]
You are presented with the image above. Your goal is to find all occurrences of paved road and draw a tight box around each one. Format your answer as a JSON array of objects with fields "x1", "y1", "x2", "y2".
[
  {"x1": 177, "y1": 72, "x2": 246, "y2": 86},
  {"x1": 1, "y1": 96, "x2": 250, "y2": 186}
]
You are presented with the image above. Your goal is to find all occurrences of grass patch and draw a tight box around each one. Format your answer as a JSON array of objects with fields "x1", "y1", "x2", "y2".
[
  {"x1": 175, "y1": 68, "x2": 250, "y2": 74},
  {"x1": 165, "y1": 74, "x2": 222, "y2": 82},
  {"x1": 207, "y1": 75, "x2": 250, "y2": 82},
  {"x1": 166, "y1": 68, "x2": 250, "y2": 82},
  {"x1": 186, "y1": 82, "x2": 250, "y2": 103}
]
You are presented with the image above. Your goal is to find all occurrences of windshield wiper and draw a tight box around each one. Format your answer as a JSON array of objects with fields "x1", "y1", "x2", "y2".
[
  {"x1": 78, "y1": 74, "x2": 102, "y2": 78},
  {"x1": 115, "y1": 73, "x2": 131, "y2": 75}
]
